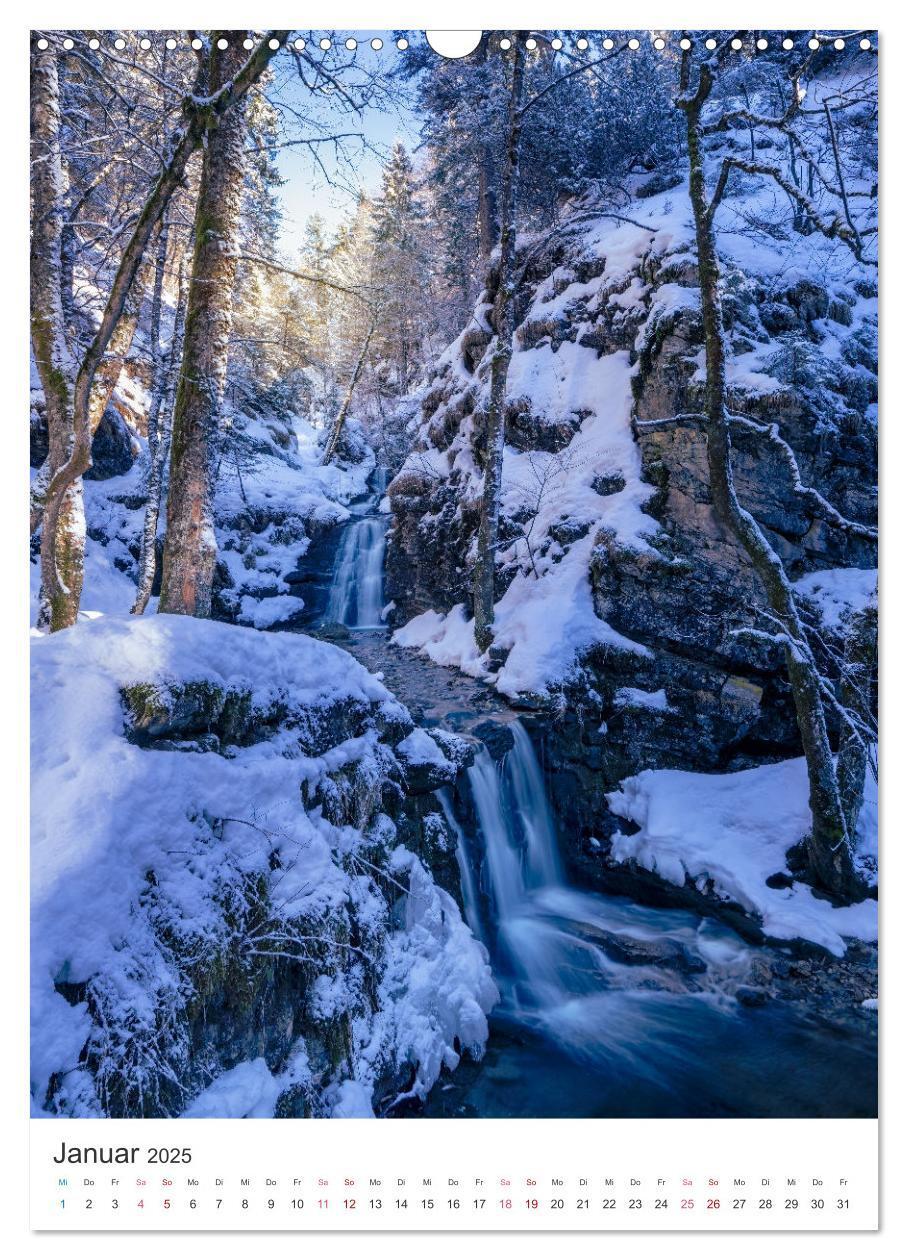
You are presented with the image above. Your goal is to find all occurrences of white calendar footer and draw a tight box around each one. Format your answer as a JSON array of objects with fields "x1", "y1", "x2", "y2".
[{"x1": 31, "y1": 1116, "x2": 878, "y2": 1231}]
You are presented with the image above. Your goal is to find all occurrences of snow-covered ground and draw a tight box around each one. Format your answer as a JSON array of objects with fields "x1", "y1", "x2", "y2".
[{"x1": 606, "y1": 757, "x2": 877, "y2": 957}]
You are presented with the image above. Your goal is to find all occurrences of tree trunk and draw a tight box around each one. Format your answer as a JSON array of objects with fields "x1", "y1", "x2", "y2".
[
  {"x1": 133, "y1": 239, "x2": 188, "y2": 615},
  {"x1": 680, "y1": 63, "x2": 862, "y2": 899},
  {"x1": 30, "y1": 45, "x2": 84, "y2": 630},
  {"x1": 473, "y1": 38, "x2": 526, "y2": 652},
  {"x1": 158, "y1": 39, "x2": 250, "y2": 618},
  {"x1": 476, "y1": 38, "x2": 500, "y2": 258},
  {"x1": 322, "y1": 322, "x2": 375, "y2": 465},
  {"x1": 836, "y1": 607, "x2": 876, "y2": 840},
  {"x1": 478, "y1": 155, "x2": 499, "y2": 259}
]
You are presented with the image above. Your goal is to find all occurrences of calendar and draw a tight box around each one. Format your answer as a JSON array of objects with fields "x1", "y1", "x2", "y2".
[
  {"x1": 28, "y1": 19, "x2": 880, "y2": 1240},
  {"x1": 30, "y1": 1119, "x2": 877, "y2": 1230}
]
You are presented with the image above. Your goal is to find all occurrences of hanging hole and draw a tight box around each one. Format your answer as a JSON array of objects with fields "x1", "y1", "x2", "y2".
[
  {"x1": 371, "y1": 38, "x2": 383, "y2": 50},
  {"x1": 500, "y1": 38, "x2": 511, "y2": 50},
  {"x1": 808, "y1": 37, "x2": 820, "y2": 50},
  {"x1": 860, "y1": 37, "x2": 872, "y2": 50},
  {"x1": 705, "y1": 38, "x2": 717, "y2": 50},
  {"x1": 576, "y1": 38, "x2": 589, "y2": 51},
  {"x1": 834, "y1": 38, "x2": 845, "y2": 50},
  {"x1": 114, "y1": 38, "x2": 126, "y2": 50},
  {"x1": 292, "y1": 38, "x2": 305, "y2": 51},
  {"x1": 424, "y1": 32, "x2": 479, "y2": 57},
  {"x1": 628, "y1": 38, "x2": 640, "y2": 51},
  {"x1": 731, "y1": 38, "x2": 743, "y2": 50},
  {"x1": 36, "y1": 37, "x2": 48, "y2": 50},
  {"x1": 783, "y1": 37, "x2": 794, "y2": 49},
  {"x1": 217, "y1": 38, "x2": 228, "y2": 51},
  {"x1": 551, "y1": 38, "x2": 563, "y2": 50},
  {"x1": 191, "y1": 38, "x2": 203, "y2": 50},
  {"x1": 139, "y1": 38, "x2": 151, "y2": 50},
  {"x1": 89, "y1": 38, "x2": 100, "y2": 50},
  {"x1": 63, "y1": 38, "x2": 74, "y2": 50},
  {"x1": 679, "y1": 38, "x2": 691, "y2": 50},
  {"x1": 397, "y1": 37, "x2": 409, "y2": 51},
  {"x1": 653, "y1": 37, "x2": 665, "y2": 51},
  {"x1": 345, "y1": 38, "x2": 357, "y2": 51},
  {"x1": 602, "y1": 38, "x2": 614, "y2": 50},
  {"x1": 166, "y1": 38, "x2": 177, "y2": 50},
  {"x1": 269, "y1": 38, "x2": 281, "y2": 50},
  {"x1": 756, "y1": 38, "x2": 768, "y2": 50},
  {"x1": 525, "y1": 38, "x2": 537, "y2": 50}
]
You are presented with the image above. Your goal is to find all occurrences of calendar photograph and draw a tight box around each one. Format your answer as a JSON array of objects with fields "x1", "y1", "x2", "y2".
[{"x1": 29, "y1": 28, "x2": 878, "y2": 1133}]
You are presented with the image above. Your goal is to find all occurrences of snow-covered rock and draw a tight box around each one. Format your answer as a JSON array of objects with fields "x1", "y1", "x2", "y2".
[
  {"x1": 606, "y1": 756, "x2": 877, "y2": 956},
  {"x1": 31, "y1": 615, "x2": 496, "y2": 1118}
]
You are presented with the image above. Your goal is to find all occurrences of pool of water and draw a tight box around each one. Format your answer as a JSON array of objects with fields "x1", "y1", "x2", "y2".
[{"x1": 421, "y1": 999, "x2": 877, "y2": 1119}]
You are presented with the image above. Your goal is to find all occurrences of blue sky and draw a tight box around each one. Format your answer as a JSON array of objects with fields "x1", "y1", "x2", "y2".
[{"x1": 268, "y1": 33, "x2": 423, "y2": 253}]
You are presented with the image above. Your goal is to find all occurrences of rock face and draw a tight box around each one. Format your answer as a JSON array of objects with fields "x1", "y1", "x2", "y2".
[
  {"x1": 84, "y1": 405, "x2": 141, "y2": 479},
  {"x1": 30, "y1": 399, "x2": 140, "y2": 479},
  {"x1": 385, "y1": 200, "x2": 878, "y2": 876}
]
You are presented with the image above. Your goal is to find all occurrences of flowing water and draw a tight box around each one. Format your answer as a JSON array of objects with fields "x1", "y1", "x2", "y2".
[
  {"x1": 428, "y1": 722, "x2": 877, "y2": 1119},
  {"x1": 455, "y1": 725, "x2": 754, "y2": 1068},
  {"x1": 324, "y1": 470, "x2": 388, "y2": 629}
]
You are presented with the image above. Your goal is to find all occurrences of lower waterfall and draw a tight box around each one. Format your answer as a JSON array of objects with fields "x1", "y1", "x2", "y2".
[{"x1": 454, "y1": 720, "x2": 755, "y2": 1074}]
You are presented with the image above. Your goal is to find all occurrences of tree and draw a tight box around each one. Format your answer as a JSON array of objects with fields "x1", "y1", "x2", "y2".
[
  {"x1": 132, "y1": 241, "x2": 189, "y2": 615},
  {"x1": 677, "y1": 36, "x2": 876, "y2": 899},
  {"x1": 158, "y1": 36, "x2": 258, "y2": 617},
  {"x1": 370, "y1": 140, "x2": 427, "y2": 393},
  {"x1": 30, "y1": 43, "x2": 84, "y2": 629},
  {"x1": 473, "y1": 37, "x2": 527, "y2": 651},
  {"x1": 30, "y1": 30, "x2": 287, "y2": 631}
]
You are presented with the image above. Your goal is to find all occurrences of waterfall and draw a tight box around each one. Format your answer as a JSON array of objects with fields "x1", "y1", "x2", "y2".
[
  {"x1": 325, "y1": 467, "x2": 388, "y2": 629},
  {"x1": 325, "y1": 516, "x2": 386, "y2": 628},
  {"x1": 457, "y1": 720, "x2": 753, "y2": 1070},
  {"x1": 436, "y1": 789, "x2": 482, "y2": 937}
]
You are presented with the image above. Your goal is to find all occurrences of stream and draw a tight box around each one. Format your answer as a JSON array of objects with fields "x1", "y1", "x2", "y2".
[{"x1": 307, "y1": 471, "x2": 877, "y2": 1120}]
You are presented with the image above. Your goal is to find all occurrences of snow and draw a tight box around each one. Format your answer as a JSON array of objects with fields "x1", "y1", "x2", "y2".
[
  {"x1": 31, "y1": 614, "x2": 495, "y2": 1116},
  {"x1": 392, "y1": 606, "x2": 486, "y2": 679},
  {"x1": 614, "y1": 686, "x2": 671, "y2": 712},
  {"x1": 380, "y1": 847, "x2": 499, "y2": 1100},
  {"x1": 794, "y1": 567, "x2": 878, "y2": 629},
  {"x1": 238, "y1": 592, "x2": 306, "y2": 629},
  {"x1": 396, "y1": 727, "x2": 452, "y2": 771},
  {"x1": 396, "y1": 327, "x2": 659, "y2": 698},
  {"x1": 184, "y1": 1058, "x2": 282, "y2": 1119},
  {"x1": 606, "y1": 757, "x2": 878, "y2": 957}
]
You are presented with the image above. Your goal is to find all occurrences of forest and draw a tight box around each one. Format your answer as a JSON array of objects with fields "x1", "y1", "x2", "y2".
[{"x1": 30, "y1": 30, "x2": 878, "y2": 1121}]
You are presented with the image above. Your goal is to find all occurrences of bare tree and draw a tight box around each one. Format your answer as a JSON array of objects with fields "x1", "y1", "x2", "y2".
[
  {"x1": 158, "y1": 36, "x2": 261, "y2": 617},
  {"x1": 473, "y1": 36, "x2": 527, "y2": 651},
  {"x1": 30, "y1": 30, "x2": 286, "y2": 631},
  {"x1": 132, "y1": 242, "x2": 189, "y2": 615},
  {"x1": 30, "y1": 43, "x2": 83, "y2": 628},
  {"x1": 322, "y1": 320, "x2": 376, "y2": 465},
  {"x1": 677, "y1": 38, "x2": 876, "y2": 899}
]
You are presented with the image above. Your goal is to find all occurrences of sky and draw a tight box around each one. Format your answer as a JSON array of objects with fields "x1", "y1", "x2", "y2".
[{"x1": 267, "y1": 32, "x2": 424, "y2": 254}]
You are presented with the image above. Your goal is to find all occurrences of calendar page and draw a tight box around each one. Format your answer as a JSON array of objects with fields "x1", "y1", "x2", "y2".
[{"x1": 27, "y1": 22, "x2": 879, "y2": 1236}]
